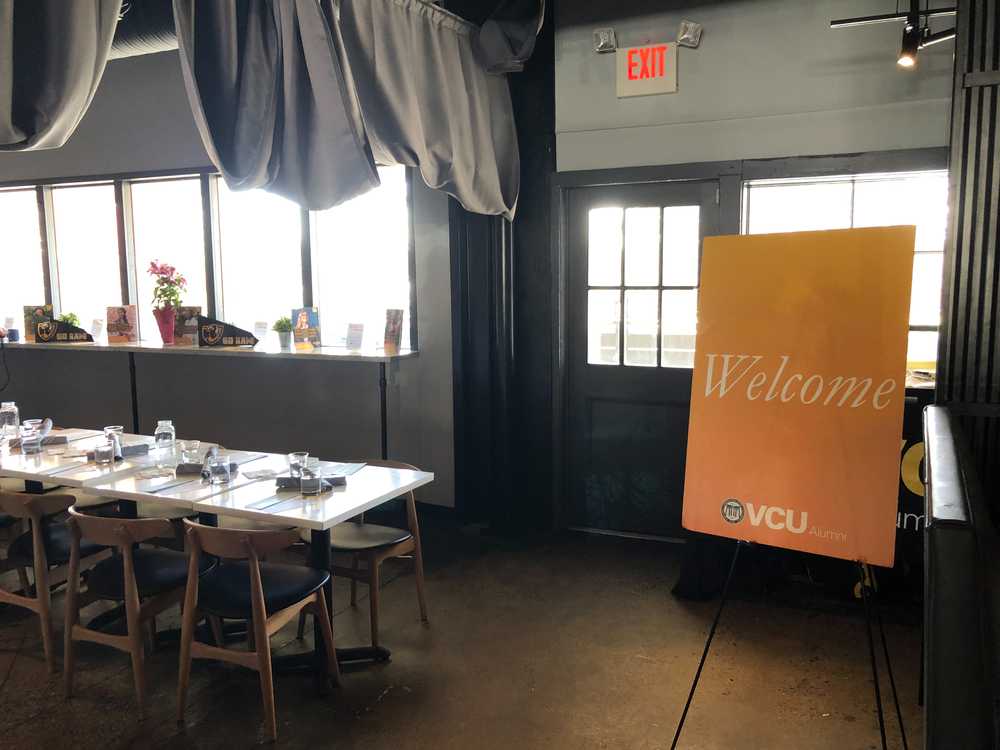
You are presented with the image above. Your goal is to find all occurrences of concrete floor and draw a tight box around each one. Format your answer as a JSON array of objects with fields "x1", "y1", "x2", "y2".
[{"x1": 0, "y1": 526, "x2": 922, "y2": 749}]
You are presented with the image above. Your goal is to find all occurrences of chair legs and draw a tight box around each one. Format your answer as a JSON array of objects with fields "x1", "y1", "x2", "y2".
[
  {"x1": 176, "y1": 587, "x2": 199, "y2": 724},
  {"x1": 253, "y1": 609, "x2": 277, "y2": 742},
  {"x1": 368, "y1": 557, "x2": 380, "y2": 649},
  {"x1": 314, "y1": 589, "x2": 340, "y2": 686},
  {"x1": 413, "y1": 544, "x2": 429, "y2": 624},
  {"x1": 35, "y1": 566, "x2": 56, "y2": 674}
]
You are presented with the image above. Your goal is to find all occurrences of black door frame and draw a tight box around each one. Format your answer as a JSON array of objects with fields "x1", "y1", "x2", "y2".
[{"x1": 549, "y1": 147, "x2": 949, "y2": 532}]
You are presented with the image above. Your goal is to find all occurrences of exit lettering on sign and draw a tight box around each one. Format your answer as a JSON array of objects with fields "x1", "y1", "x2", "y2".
[{"x1": 616, "y1": 43, "x2": 678, "y2": 98}]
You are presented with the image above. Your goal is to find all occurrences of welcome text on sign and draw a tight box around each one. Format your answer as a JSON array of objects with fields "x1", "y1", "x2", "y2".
[{"x1": 702, "y1": 353, "x2": 897, "y2": 410}]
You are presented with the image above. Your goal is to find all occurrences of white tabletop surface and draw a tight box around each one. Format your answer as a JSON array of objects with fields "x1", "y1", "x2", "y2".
[{"x1": 0, "y1": 434, "x2": 434, "y2": 533}]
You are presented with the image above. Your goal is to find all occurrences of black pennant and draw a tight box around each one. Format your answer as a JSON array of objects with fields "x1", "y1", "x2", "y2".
[
  {"x1": 34, "y1": 320, "x2": 94, "y2": 343},
  {"x1": 196, "y1": 315, "x2": 258, "y2": 348}
]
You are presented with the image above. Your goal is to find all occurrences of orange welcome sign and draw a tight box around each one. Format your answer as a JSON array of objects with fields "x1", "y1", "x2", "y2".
[{"x1": 682, "y1": 227, "x2": 915, "y2": 567}]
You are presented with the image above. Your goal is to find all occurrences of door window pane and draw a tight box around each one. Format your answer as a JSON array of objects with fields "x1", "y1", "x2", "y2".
[
  {"x1": 0, "y1": 189, "x2": 45, "y2": 328},
  {"x1": 588, "y1": 207, "x2": 623, "y2": 286},
  {"x1": 624, "y1": 290, "x2": 658, "y2": 366},
  {"x1": 910, "y1": 252, "x2": 943, "y2": 327},
  {"x1": 130, "y1": 178, "x2": 208, "y2": 339},
  {"x1": 313, "y1": 166, "x2": 410, "y2": 349},
  {"x1": 623, "y1": 207, "x2": 660, "y2": 286},
  {"x1": 51, "y1": 184, "x2": 121, "y2": 330},
  {"x1": 745, "y1": 181, "x2": 853, "y2": 235},
  {"x1": 663, "y1": 205, "x2": 700, "y2": 286},
  {"x1": 661, "y1": 289, "x2": 698, "y2": 368},
  {"x1": 216, "y1": 181, "x2": 302, "y2": 333},
  {"x1": 587, "y1": 290, "x2": 620, "y2": 365}
]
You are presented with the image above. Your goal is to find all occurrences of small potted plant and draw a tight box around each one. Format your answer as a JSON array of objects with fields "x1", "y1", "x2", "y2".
[
  {"x1": 58, "y1": 312, "x2": 80, "y2": 327},
  {"x1": 273, "y1": 316, "x2": 293, "y2": 349},
  {"x1": 148, "y1": 261, "x2": 186, "y2": 345}
]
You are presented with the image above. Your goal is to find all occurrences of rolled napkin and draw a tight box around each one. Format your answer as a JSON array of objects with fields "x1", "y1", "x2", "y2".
[
  {"x1": 85, "y1": 443, "x2": 150, "y2": 461},
  {"x1": 244, "y1": 469, "x2": 278, "y2": 480},
  {"x1": 8, "y1": 434, "x2": 69, "y2": 449},
  {"x1": 275, "y1": 476, "x2": 346, "y2": 491},
  {"x1": 135, "y1": 467, "x2": 175, "y2": 480}
]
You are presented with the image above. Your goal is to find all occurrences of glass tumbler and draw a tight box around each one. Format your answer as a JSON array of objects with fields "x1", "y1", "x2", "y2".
[
  {"x1": 178, "y1": 440, "x2": 201, "y2": 464},
  {"x1": 94, "y1": 440, "x2": 115, "y2": 465},
  {"x1": 20, "y1": 427, "x2": 42, "y2": 455},
  {"x1": 103, "y1": 425, "x2": 124, "y2": 457},
  {"x1": 300, "y1": 459, "x2": 324, "y2": 495},
  {"x1": 0, "y1": 402, "x2": 19, "y2": 440},
  {"x1": 207, "y1": 454, "x2": 232, "y2": 485},
  {"x1": 287, "y1": 451, "x2": 309, "y2": 478}
]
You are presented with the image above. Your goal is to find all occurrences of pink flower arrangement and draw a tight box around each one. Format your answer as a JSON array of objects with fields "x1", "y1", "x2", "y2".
[{"x1": 148, "y1": 260, "x2": 187, "y2": 310}]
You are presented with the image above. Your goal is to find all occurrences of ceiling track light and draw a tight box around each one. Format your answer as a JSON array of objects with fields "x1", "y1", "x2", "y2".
[
  {"x1": 920, "y1": 27, "x2": 957, "y2": 48},
  {"x1": 897, "y1": 13, "x2": 922, "y2": 69}
]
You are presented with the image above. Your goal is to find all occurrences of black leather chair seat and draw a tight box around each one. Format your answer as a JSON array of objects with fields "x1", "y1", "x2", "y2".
[
  {"x1": 88, "y1": 548, "x2": 215, "y2": 600},
  {"x1": 0, "y1": 513, "x2": 18, "y2": 529},
  {"x1": 329, "y1": 522, "x2": 413, "y2": 552},
  {"x1": 197, "y1": 561, "x2": 330, "y2": 619},
  {"x1": 8, "y1": 522, "x2": 105, "y2": 566}
]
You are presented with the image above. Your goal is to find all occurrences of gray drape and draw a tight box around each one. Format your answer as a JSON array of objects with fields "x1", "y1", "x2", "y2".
[
  {"x1": 339, "y1": 0, "x2": 519, "y2": 220},
  {"x1": 172, "y1": 0, "x2": 379, "y2": 210},
  {"x1": 0, "y1": 0, "x2": 122, "y2": 151}
]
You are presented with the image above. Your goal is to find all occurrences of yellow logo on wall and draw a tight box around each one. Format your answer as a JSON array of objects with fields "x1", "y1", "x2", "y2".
[{"x1": 682, "y1": 227, "x2": 915, "y2": 567}]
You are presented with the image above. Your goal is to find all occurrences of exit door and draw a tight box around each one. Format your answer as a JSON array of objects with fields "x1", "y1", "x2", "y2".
[{"x1": 566, "y1": 180, "x2": 719, "y2": 537}]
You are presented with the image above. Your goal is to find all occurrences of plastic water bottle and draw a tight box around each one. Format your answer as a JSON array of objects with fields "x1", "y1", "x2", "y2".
[{"x1": 0, "y1": 402, "x2": 18, "y2": 440}]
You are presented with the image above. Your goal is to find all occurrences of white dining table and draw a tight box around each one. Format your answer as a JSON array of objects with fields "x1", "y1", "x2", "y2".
[{"x1": 0, "y1": 428, "x2": 434, "y2": 667}]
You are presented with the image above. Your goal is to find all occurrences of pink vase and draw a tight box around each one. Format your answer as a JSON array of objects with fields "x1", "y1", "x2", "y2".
[{"x1": 153, "y1": 306, "x2": 176, "y2": 345}]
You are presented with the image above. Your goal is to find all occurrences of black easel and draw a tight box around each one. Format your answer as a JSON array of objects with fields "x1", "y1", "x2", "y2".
[
  {"x1": 670, "y1": 540, "x2": 743, "y2": 750},
  {"x1": 670, "y1": 546, "x2": 909, "y2": 750},
  {"x1": 858, "y1": 562, "x2": 908, "y2": 750}
]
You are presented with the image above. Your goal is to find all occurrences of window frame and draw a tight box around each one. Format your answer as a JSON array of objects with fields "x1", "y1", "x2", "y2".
[{"x1": 0, "y1": 166, "x2": 418, "y2": 349}]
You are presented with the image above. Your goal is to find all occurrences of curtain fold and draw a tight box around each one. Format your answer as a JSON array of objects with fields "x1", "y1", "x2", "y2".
[
  {"x1": 0, "y1": 0, "x2": 122, "y2": 151},
  {"x1": 339, "y1": 0, "x2": 520, "y2": 220},
  {"x1": 172, "y1": 0, "x2": 379, "y2": 210}
]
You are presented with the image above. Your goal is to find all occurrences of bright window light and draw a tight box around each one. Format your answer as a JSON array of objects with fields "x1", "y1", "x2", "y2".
[
  {"x1": 130, "y1": 178, "x2": 208, "y2": 339},
  {"x1": 51, "y1": 183, "x2": 121, "y2": 330},
  {"x1": 216, "y1": 180, "x2": 303, "y2": 333},
  {"x1": 0, "y1": 188, "x2": 46, "y2": 328},
  {"x1": 313, "y1": 166, "x2": 411, "y2": 349}
]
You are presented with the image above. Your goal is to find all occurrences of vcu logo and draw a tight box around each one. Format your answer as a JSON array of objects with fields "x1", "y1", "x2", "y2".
[
  {"x1": 720, "y1": 498, "x2": 808, "y2": 535},
  {"x1": 721, "y1": 499, "x2": 744, "y2": 523}
]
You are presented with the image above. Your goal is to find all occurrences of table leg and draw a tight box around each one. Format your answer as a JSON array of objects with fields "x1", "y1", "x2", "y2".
[{"x1": 379, "y1": 361, "x2": 389, "y2": 460}]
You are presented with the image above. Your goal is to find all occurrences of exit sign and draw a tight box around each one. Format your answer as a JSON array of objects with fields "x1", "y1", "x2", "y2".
[{"x1": 616, "y1": 43, "x2": 677, "y2": 98}]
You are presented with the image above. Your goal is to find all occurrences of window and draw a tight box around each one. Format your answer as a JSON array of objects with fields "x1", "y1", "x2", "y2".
[
  {"x1": 0, "y1": 188, "x2": 45, "y2": 329},
  {"x1": 742, "y1": 170, "x2": 948, "y2": 368},
  {"x1": 216, "y1": 179, "x2": 303, "y2": 333},
  {"x1": 313, "y1": 166, "x2": 411, "y2": 349},
  {"x1": 5, "y1": 169, "x2": 415, "y2": 348},
  {"x1": 587, "y1": 204, "x2": 701, "y2": 368},
  {"x1": 130, "y1": 178, "x2": 208, "y2": 339},
  {"x1": 50, "y1": 183, "x2": 121, "y2": 331}
]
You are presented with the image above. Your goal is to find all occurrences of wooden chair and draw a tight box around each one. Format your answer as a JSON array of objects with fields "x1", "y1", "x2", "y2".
[
  {"x1": 177, "y1": 520, "x2": 340, "y2": 742},
  {"x1": 296, "y1": 460, "x2": 428, "y2": 649},
  {"x1": 63, "y1": 507, "x2": 215, "y2": 715},
  {"x1": 0, "y1": 491, "x2": 111, "y2": 673}
]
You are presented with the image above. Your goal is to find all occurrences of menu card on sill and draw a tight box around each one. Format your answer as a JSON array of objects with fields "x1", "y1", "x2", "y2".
[
  {"x1": 384, "y1": 309, "x2": 404, "y2": 355},
  {"x1": 292, "y1": 307, "x2": 321, "y2": 351},
  {"x1": 346, "y1": 323, "x2": 364, "y2": 350},
  {"x1": 197, "y1": 315, "x2": 258, "y2": 347},
  {"x1": 107, "y1": 305, "x2": 139, "y2": 343},
  {"x1": 35, "y1": 319, "x2": 94, "y2": 343},
  {"x1": 23, "y1": 305, "x2": 52, "y2": 343},
  {"x1": 173, "y1": 306, "x2": 202, "y2": 346}
]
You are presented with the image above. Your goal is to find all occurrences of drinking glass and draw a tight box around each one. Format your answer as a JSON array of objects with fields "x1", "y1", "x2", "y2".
[
  {"x1": 0, "y1": 402, "x2": 19, "y2": 440},
  {"x1": 94, "y1": 440, "x2": 115, "y2": 465},
  {"x1": 207, "y1": 454, "x2": 232, "y2": 485},
  {"x1": 103, "y1": 425, "x2": 124, "y2": 457},
  {"x1": 22, "y1": 418, "x2": 42, "y2": 432},
  {"x1": 287, "y1": 451, "x2": 309, "y2": 478},
  {"x1": 301, "y1": 459, "x2": 324, "y2": 495},
  {"x1": 19, "y1": 426, "x2": 42, "y2": 455},
  {"x1": 178, "y1": 440, "x2": 202, "y2": 464}
]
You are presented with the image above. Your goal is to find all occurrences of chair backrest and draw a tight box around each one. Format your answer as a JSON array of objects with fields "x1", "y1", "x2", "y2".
[
  {"x1": 183, "y1": 519, "x2": 301, "y2": 560},
  {"x1": 0, "y1": 491, "x2": 74, "y2": 521},
  {"x1": 352, "y1": 460, "x2": 422, "y2": 533},
  {"x1": 67, "y1": 506, "x2": 174, "y2": 547}
]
